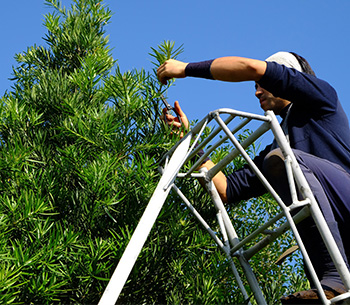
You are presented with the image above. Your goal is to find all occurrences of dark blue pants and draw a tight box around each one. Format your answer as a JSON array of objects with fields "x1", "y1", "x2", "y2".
[{"x1": 263, "y1": 149, "x2": 350, "y2": 293}]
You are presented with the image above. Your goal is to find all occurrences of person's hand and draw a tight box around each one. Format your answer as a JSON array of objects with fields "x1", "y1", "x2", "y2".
[
  {"x1": 162, "y1": 101, "x2": 189, "y2": 138},
  {"x1": 157, "y1": 59, "x2": 188, "y2": 85}
]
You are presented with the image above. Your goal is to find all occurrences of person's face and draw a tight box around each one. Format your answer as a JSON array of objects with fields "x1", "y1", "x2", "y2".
[{"x1": 255, "y1": 83, "x2": 291, "y2": 115}]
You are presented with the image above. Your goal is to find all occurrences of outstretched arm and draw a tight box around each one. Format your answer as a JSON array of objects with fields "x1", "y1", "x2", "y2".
[
  {"x1": 211, "y1": 57, "x2": 267, "y2": 82},
  {"x1": 157, "y1": 57, "x2": 267, "y2": 85}
]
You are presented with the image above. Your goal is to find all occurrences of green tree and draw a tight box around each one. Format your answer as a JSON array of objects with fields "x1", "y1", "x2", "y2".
[{"x1": 0, "y1": 0, "x2": 308, "y2": 304}]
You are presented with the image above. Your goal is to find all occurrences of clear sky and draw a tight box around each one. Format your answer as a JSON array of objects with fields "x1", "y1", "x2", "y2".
[{"x1": 1, "y1": 0, "x2": 350, "y2": 145}]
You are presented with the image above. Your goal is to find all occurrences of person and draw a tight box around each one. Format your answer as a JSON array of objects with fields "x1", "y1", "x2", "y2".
[{"x1": 157, "y1": 52, "x2": 350, "y2": 303}]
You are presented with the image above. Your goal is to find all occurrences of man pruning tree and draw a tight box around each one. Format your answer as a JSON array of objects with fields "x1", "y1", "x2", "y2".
[{"x1": 157, "y1": 52, "x2": 350, "y2": 303}]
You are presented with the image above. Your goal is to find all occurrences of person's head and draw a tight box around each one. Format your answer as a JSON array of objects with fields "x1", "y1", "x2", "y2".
[
  {"x1": 255, "y1": 51, "x2": 315, "y2": 114},
  {"x1": 265, "y1": 51, "x2": 315, "y2": 76},
  {"x1": 288, "y1": 52, "x2": 316, "y2": 76},
  {"x1": 255, "y1": 83, "x2": 291, "y2": 115}
]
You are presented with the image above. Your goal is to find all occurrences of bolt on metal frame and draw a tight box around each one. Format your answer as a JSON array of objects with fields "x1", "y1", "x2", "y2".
[{"x1": 99, "y1": 108, "x2": 350, "y2": 305}]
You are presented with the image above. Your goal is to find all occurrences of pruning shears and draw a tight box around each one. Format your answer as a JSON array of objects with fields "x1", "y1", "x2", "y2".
[{"x1": 160, "y1": 94, "x2": 182, "y2": 125}]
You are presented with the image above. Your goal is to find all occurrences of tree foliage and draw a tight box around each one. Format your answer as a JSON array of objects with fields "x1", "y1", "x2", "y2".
[{"x1": 0, "y1": 0, "x2": 308, "y2": 304}]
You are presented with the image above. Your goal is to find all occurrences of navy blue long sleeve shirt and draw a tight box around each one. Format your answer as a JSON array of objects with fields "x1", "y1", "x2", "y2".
[{"x1": 226, "y1": 62, "x2": 350, "y2": 204}]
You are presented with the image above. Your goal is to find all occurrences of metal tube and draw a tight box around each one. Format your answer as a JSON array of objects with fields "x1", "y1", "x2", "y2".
[
  {"x1": 187, "y1": 113, "x2": 237, "y2": 159},
  {"x1": 217, "y1": 210, "x2": 229, "y2": 245},
  {"x1": 187, "y1": 117, "x2": 252, "y2": 173},
  {"x1": 204, "y1": 171, "x2": 267, "y2": 305},
  {"x1": 172, "y1": 182, "x2": 251, "y2": 303},
  {"x1": 216, "y1": 210, "x2": 253, "y2": 305},
  {"x1": 159, "y1": 115, "x2": 209, "y2": 165},
  {"x1": 230, "y1": 211, "x2": 285, "y2": 256},
  {"x1": 171, "y1": 183, "x2": 226, "y2": 251},
  {"x1": 203, "y1": 169, "x2": 240, "y2": 246},
  {"x1": 98, "y1": 135, "x2": 192, "y2": 305},
  {"x1": 185, "y1": 107, "x2": 269, "y2": 174},
  {"x1": 162, "y1": 121, "x2": 208, "y2": 190},
  {"x1": 244, "y1": 207, "x2": 310, "y2": 260},
  {"x1": 210, "y1": 114, "x2": 286, "y2": 209},
  {"x1": 284, "y1": 155, "x2": 299, "y2": 204},
  {"x1": 210, "y1": 108, "x2": 271, "y2": 123},
  {"x1": 207, "y1": 119, "x2": 271, "y2": 180},
  {"x1": 269, "y1": 111, "x2": 350, "y2": 292}
]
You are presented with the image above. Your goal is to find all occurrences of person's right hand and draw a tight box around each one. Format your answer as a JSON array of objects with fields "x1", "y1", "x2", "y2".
[
  {"x1": 162, "y1": 101, "x2": 189, "y2": 138},
  {"x1": 162, "y1": 100, "x2": 228, "y2": 203},
  {"x1": 157, "y1": 59, "x2": 188, "y2": 85}
]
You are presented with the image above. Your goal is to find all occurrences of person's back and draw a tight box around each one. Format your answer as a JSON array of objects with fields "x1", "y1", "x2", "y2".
[{"x1": 259, "y1": 60, "x2": 350, "y2": 173}]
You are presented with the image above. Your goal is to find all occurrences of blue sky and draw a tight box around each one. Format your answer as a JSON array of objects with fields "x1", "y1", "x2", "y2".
[{"x1": 1, "y1": 1, "x2": 350, "y2": 145}]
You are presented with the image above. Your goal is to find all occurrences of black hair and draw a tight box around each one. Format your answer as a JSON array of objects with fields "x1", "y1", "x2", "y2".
[{"x1": 289, "y1": 52, "x2": 316, "y2": 76}]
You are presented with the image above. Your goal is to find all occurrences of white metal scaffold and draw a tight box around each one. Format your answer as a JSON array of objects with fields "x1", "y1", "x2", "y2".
[{"x1": 99, "y1": 108, "x2": 350, "y2": 305}]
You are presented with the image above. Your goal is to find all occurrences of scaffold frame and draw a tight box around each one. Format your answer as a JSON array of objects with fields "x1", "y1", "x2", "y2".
[{"x1": 99, "y1": 108, "x2": 350, "y2": 305}]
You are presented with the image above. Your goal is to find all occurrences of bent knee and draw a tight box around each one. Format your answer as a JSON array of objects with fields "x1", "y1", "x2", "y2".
[{"x1": 263, "y1": 148, "x2": 286, "y2": 178}]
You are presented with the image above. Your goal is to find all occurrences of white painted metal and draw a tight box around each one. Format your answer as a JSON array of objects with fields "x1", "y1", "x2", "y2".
[
  {"x1": 204, "y1": 173, "x2": 267, "y2": 305},
  {"x1": 100, "y1": 108, "x2": 350, "y2": 305},
  {"x1": 98, "y1": 135, "x2": 192, "y2": 305},
  {"x1": 170, "y1": 181, "x2": 252, "y2": 304}
]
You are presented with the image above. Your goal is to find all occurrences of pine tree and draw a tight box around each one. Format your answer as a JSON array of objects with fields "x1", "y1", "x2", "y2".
[
  {"x1": 0, "y1": 0, "x2": 174, "y2": 303},
  {"x1": 0, "y1": 1, "x2": 308, "y2": 304}
]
